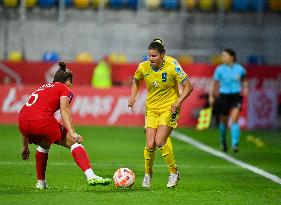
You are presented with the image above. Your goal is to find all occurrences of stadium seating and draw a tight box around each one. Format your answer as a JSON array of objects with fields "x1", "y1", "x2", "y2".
[
  {"x1": 199, "y1": 0, "x2": 214, "y2": 11},
  {"x1": 215, "y1": 0, "x2": 232, "y2": 11},
  {"x1": 109, "y1": 53, "x2": 127, "y2": 64},
  {"x1": 178, "y1": 55, "x2": 193, "y2": 64},
  {"x1": 127, "y1": 0, "x2": 138, "y2": 9},
  {"x1": 162, "y1": 0, "x2": 179, "y2": 10},
  {"x1": 73, "y1": 0, "x2": 90, "y2": 8},
  {"x1": 1, "y1": 0, "x2": 279, "y2": 13},
  {"x1": 25, "y1": 0, "x2": 37, "y2": 8},
  {"x1": 268, "y1": 0, "x2": 281, "y2": 12},
  {"x1": 108, "y1": 0, "x2": 124, "y2": 9},
  {"x1": 92, "y1": 0, "x2": 108, "y2": 8},
  {"x1": 247, "y1": 55, "x2": 265, "y2": 65},
  {"x1": 38, "y1": 0, "x2": 56, "y2": 8},
  {"x1": 7, "y1": 51, "x2": 23, "y2": 62},
  {"x1": 75, "y1": 52, "x2": 94, "y2": 62},
  {"x1": 42, "y1": 51, "x2": 60, "y2": 62},
  {"x1": 251, "y1": 0, "x2": 267, "y2": 12},
  {"x1": 233, "y1": 0, "x2": 250, "y2": 12},
  {"x1": 145, "y1": 0, "x2": 161, "y2": 10},
  {"x1": 185, "y1": 0, "x2": 196, "y2": 10},
  {"x1": 61, "y1": 0, "x2": 73, "y2": 7},
  {"x1": 210, "y1": 54, "x2": 222, "y2": 65},
  {"x1": 3, "y1": 0, "x2": 18, "y2": 7}
]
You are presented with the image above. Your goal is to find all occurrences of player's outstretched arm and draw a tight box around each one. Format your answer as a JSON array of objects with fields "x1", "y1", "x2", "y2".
[
  {"x1": 128, "y1": 78, "x2": 140, "y2": 112},
  {"x1": 171, "y1": 78, "x2": 193, "y2": 113}
]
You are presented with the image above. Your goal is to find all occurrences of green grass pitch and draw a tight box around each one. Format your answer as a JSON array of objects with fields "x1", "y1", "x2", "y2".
[{"x1": 0, "y1": 125, "x2": 281, "y2": 205}]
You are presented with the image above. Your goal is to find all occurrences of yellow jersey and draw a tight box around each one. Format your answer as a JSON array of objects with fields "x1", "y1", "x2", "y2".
[
  {"x1": 134, "y1": 59, "x2": 188, "y2": 113},
  {"x1": 165, "y1": 55, "x2": 182, "y2": 69}
]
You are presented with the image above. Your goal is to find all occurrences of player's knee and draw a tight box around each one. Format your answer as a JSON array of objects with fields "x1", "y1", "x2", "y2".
[
  {"x1": 146, "y1": 141, "x2": 155, "y2": 150},
  {"x1": 66, "y1": 138, "x2": 76, "y2": 149},
  {"x1": 155, "y1": 138, "x2": 165, "y2": 148},
  {"x1": 37, "y1": 146, "x2": 49, "y2": 153},
  {"x1": 38, "y1": 141, "x2": 51, "y2": 150},
  {"x1": 70, "y1": 143, "x2": 84, "y2": 152}
]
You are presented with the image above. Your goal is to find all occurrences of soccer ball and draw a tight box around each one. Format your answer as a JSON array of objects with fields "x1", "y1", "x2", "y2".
[{"x1": 113, "y1": 168, "x2": 135, "y2": 188}]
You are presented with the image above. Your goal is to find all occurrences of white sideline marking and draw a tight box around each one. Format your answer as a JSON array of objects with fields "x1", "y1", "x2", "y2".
[{"x1": 173, "y1": 131, "x2": 281, "y2": 185}]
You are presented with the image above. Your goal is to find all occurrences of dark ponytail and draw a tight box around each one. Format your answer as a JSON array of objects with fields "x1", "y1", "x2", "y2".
[
  {"x1": 148, "y1": 38, "x2": 166, "y2": 54},
  {"x1": 59, "y1": 61, "x2": 67, "y2": 71},
  {"x1": 53, "y1": 61, "x2": 73, "y2": 83}
]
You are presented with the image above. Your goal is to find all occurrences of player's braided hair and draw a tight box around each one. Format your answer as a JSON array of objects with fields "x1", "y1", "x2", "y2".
[
  {"x1": 148, "y1": 38, "x2": 166, "y2": 54},
  {"x1": 53, "y1": 61, "x2": 73, "y2": 83},
  {"x1": 223, "y1": 48, "x2": 236, "y2": 62}
]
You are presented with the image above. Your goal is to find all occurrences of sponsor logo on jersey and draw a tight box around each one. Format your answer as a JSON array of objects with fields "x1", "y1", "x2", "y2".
[
  {"x1": 175, "y1": 67, "x2": 181, "y2": 74},
  {"x1": 175, "y1": 67, "x2": 186, "y2": 78}
]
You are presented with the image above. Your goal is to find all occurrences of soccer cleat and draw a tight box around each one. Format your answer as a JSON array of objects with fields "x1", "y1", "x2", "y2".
[
  {"x1": 142, "y1": 174, "x2": 152, "y2": 188},
  {"x1": 36, "y1": 181, "x2": 49, "y2": 190},
  {"x1": 88, "y1": 177, "x2": 112, "y2": 186},
  {"x1": 167, "y1": 171, "x2": 180, "y2": 188},
  {"x1": 220, "y1": 141, "x2": 228, "y2": 152},
  {"x1": 232, "y1": 144, "x2": 239, "y2": 153}
]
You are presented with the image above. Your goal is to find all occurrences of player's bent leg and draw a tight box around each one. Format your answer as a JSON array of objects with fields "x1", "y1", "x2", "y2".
[
  {"x1": 144, "y1": 146, "x2": 156, "y2": 175},
  {"x1": 166, "y1": 135, "x2": 179, "y2": 173},
  {"x1": 230, "y1": 108, "x2": 241, "y2": 152},
  {"x1": 166, "y1": 136, "x2": 173, "y2": 154},
  {"x1": 143, "y1": 146, "x2": 155, "y2": 188},
  {"x1": 156, "y1": 126, "x2": 179, "y2": 188},
  {"x1": 35, "y1": 144, "x2": 50, "y2": 190},
  {"x1": 219, "y1": 115, "x2": 228, "y2": 152},
  {"x1": 142, "y1": 128, "x2": 157, "y2": 188},
  {"x1": 144, "y1": 128, "x2": 157, "y2": 174},
  {"x1": 71, "y1": 143, "x2": 111, "y2": 186},
  {"x1": 57, "y1": 131, "x2": 111, "y2": 186}
]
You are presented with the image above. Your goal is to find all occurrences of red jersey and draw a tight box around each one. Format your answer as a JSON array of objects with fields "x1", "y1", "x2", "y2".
[{"x1": 19, "y1": 82, "x2": 73, "y2": 121}]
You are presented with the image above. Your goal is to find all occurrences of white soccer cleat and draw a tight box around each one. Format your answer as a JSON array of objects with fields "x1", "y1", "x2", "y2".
[
  {"x1": 142, "y1": 174, "x2": 152, "y2": 188},
  {"x1": 167, "y1": 171, "x2": 180, "y2": 188},
  {"x1": 36, "y1": 181, "x2": 49, "y2": 190}
]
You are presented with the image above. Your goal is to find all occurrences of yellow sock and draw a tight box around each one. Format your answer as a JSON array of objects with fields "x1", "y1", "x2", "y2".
[
  {"x1": 159, "y1": 144, "x2": 177, "y2": 174},
  {"x1": 144, "y1": 146, "x2": 156, "y2": 175},
  {"x1": 166, "y1": 136, "x2": 173, "y2": 154}
]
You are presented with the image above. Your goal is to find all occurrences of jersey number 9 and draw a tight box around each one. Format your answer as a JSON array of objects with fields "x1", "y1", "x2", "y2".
[{"x1": 162, "y1": 73, "x2": 167, "y2": 82}]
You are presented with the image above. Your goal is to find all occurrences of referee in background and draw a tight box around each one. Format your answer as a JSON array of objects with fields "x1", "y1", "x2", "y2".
[{"x1": 209, "y1": 49, "x2": 249, "y2": 152}]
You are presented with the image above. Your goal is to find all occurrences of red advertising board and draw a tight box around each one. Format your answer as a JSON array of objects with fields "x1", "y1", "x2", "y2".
[
  {"x1": 0, "y1": 85, "x2": 205, "y2": 127},
  {"x1": 1, "y1": 62, "x2": 280, "y2": 102},
  {"x1": 0, "y1": 62, "x2": 280, "y2": 128}
]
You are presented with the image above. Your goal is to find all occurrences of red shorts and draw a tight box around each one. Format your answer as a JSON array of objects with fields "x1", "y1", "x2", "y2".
[{"x1": 18, "y1": 117, "x2": 67, "y2": 145}]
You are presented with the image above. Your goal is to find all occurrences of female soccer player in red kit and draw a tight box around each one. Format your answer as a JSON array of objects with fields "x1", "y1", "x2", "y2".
[{"x1": 18, "y1": 62, "x2": 111, "y2": 189}]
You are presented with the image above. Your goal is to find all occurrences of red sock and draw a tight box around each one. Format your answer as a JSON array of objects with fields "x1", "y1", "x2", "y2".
[
  {"x1": 71, "y1": 144, "x2": 92, "y2": 172},
  {"x1": 35, "y1": 148, "x2": 49, "y2": 180}
]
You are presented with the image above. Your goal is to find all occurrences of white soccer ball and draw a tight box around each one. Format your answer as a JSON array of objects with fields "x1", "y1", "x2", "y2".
[{"x1": 113, "y1": 168, "x2": 135, "y2": 188}]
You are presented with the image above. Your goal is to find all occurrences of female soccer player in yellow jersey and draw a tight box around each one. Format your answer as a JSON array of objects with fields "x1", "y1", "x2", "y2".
[
  {"x1": 128, "y1": 40, "x2": 193, "y2": 188},
  {"x1": 145, "y1": 38, "x2": 184, "y2": 169}
]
